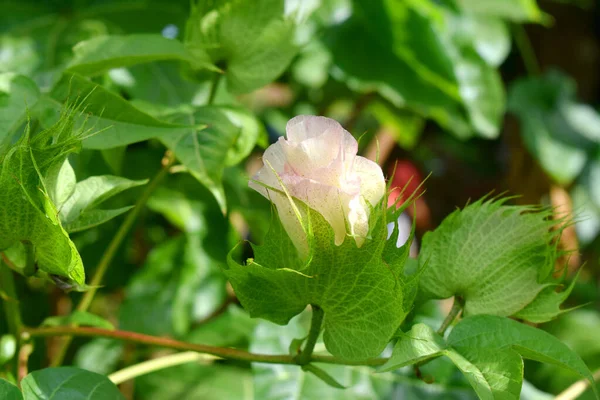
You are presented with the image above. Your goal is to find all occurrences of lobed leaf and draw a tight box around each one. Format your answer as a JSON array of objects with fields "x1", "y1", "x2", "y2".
[
  {"x1": 59, "y1": 175, "x2": 147, "y2": 233},
  {"x1": 225, "y1": 200, "x2": 414, "y2": 361}
]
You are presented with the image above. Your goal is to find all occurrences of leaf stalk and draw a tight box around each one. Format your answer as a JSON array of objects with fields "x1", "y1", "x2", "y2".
[{"x1": 294, "y1": 305, "x2": 325, "y2": 365}]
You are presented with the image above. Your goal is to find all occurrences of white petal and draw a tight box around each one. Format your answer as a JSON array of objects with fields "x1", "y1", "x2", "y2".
[{"x1": 353, "y1": 156, "x2": 385, "y2": 207}]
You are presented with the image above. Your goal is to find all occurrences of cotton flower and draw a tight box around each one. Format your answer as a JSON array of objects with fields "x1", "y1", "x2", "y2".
[{"x1": 250, "y1": 115, "x2": 385, "y2": 256}]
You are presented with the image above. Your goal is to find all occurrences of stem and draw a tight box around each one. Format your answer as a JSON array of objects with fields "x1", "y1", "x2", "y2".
[
  {"x1": 513, "y1": 25, "x2": 541, "y2": 76},
  {"x1": 0, "y1": 261, "x2": 23, "y2": 377},
  {"x1": 51, "y1": 151, "x2": 176, "y2": 367},
  {"x1": 23, "y1": 325, "x2": 388, "y2": 367},
  {"x1": 295, "y1": 305, "x2": 324, "y2": 365},
  {"x1": 207, "y1": 73, "x2": 222, "y2": 105},
  {"x1": 437, "y1": 297, "x2": 463, "y2": 337},
  {"x1": 555, "y1": 368, "x2": 600, "y2": 400},
  {"x1": 109, "y1": 351, "x2": 218, "y2": 385}
]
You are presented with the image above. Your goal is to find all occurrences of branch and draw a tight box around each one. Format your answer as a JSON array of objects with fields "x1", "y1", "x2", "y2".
[
  {"x1": 109, "y1": 352, "x2": 218, "y2": 385},
  {"x1": 555, "y1": 368, "x2": 600, "y2": 400},
  {"x1": 0, "y1": 260, "x2": 23, "y2": 378},
  {"x1": 23, "y1": 326, "x2": 388, "y2": 367}
]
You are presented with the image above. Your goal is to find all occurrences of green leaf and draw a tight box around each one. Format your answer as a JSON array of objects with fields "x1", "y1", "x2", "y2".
[
  {"x1": 451, "y1": 17, "x2": 510, "y2": 67},
  {"x1": 380, "y1": 324, "x2": 446, "y2": 371},
  {"x1": 225, "y1": 202, "x2": 413, "y2": 361},
  {"x1": 448, "y1": 315, "x2": 598, "y2": 398},
  {"x1": 64, "y1": 207, "x2": 133, "y2": 233},
  {"x1": 41, "y1": 310, "x2": 114, "y2": 330},
  {"x1": 418, "y1": 198, "x2": 559, "y2": 317},
  {"x1": 46, "y1": 72, "x2": 194, "y2": 149},
  {"x1": 0, "y1": 107, "x2": 85, "y2": 284},
  {"x1": 59, "y1": 175, "x2": 147, "y2": 232},
  {"x1": 21, "y1": 367, "x2": 125, "y2": 400},
  {"x1": 327, "y1": 13, "x2": 470, "y2": 139},
  {"x1": 159, "y1": 106, "x2": 262, "y2": 212},
  {"x1": 45, "y1": 159, "x2": 76, "y2": 209},
  {"x1": 74, "y1": 339, "x2": 124, "y2": 376},
  {"x1": 455, "y1": 0, "x2": 548, "y2": 23},
  {"x1": 0, "y1": 379, "x2": 21, "y2": 400},
  {"x1": 507, "y1": 70, "x2": 597, "y2": 184},
  {"x1": 0, "y1": 73, "x2": 40, "y2": 147},
  {"x1": 186, "y1": 0, "x2": 298, "y2": 94},
  {"x1": 383, "y1": 317, "x2": 597, "y2": 400},
  {"x1": 328, "y1": 1, "x2": 505, "y2": 139},
  {"x1": 67, "y1": 34, "x2": 215, "y2": 76}
]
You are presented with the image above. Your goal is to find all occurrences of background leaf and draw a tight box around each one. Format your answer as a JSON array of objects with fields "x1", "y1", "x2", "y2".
[
  {"x1": 67, "y1": 34, "x2": 215, "y2": 76},
  {"x1": 21, "y1": 367, "x2": 125, "y2": 400}
]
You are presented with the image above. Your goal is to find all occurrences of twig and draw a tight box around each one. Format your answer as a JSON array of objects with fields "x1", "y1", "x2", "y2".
[
  {"x1": 23, "y1": 325, "x2": 389, "y2": 367},
  {"x1": 0, "y1": 260, "x2": 23, "y2": 377},
  {"x1": 207, "y1": 73, "x2": 222, "y2": 105},
  {"x1": 555, "y1": 368, "x2": 600, "y2": 400},
  {"x1": 109, "y1": 352, "x2": 219, "y2": 385}
]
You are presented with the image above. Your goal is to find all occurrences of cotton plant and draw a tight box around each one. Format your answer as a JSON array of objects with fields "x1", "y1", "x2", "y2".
[
  {"x1": 223, "y1": 116, "x2": 598, "y2": 397},
  {"x1": 0, "y1": 114, "x2": 597, "y2": 399}
]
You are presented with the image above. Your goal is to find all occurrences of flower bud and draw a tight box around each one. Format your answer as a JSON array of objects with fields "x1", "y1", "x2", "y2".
[{"x1": 250, "y1": 115, "x2": 385, "y2": 256}]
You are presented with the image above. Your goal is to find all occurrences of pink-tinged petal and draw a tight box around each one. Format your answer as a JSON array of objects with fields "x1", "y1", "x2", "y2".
[
  {"x1": 286, "y1": 115, "x2": 342, "y2": 142},
  {"x1": 249, "y1": 141, "x2": 287, "y2": 198},
  {"x1": 249, "y1": 115, "x2": 385, "y2": 251},
  {"x1": 353, "y1": 156, "x2": 386, "y2": 207}
]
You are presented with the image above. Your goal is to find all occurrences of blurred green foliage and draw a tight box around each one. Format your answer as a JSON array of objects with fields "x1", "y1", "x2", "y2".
[{"x1": 0, "y1": 0, "x2": 599, "y2": 398}]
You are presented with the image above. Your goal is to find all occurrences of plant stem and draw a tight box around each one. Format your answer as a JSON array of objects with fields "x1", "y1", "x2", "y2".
[
  {"x1": 437, "y1": 297, "x2": 463, "y2": 337},
  {"x1": 295, "y1": 305, "x2": 324, "y2": 365},
  {"x1": 207, "y1": 73, "x2": 222, "y2": 105},
  {"x1": 23, "y1": 325, "x2": 388, "y2": 367},
  {"x1": 109, "y1": 351, "x2": 218, "y2": 385},
  {"x1": 513, "y1": 25, "x2": 541, "y2": 76},
  {"x1": 555, "y1": 368, "x2": 600, "y2": 400},
  {"x1": 0, "y1": 261, "x2": 23, "y2": 377},
  {"x1": 51, "y1": 151, "x2": 176, "y2": 367}
]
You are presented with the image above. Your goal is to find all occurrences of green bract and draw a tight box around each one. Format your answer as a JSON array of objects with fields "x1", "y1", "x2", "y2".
[
  {"x1": 225, "y1": 199, "x2": 417, "y2": 361},
  {"x1": 0, "y1": 108, "x2": 85, "y2": 284},
  {"x1": 418, "y1": 198, "x2": 566, "y2": 319}
]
